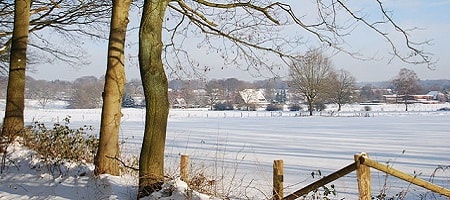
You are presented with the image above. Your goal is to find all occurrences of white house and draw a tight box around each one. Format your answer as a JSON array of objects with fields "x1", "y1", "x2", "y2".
[{"x1": 239, "y1": 89, "x2": 268, "y2": 107}]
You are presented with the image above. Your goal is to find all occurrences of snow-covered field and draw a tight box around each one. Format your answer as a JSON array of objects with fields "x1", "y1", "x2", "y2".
[{"x1": 1, "y1": 100, "x2": 449, "y2": 199}]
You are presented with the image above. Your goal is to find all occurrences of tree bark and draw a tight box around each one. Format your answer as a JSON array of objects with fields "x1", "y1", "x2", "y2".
[
  {"x1": 404, "y1": 96, "x2": 408, "y2": 111},
  {"x1": 308, "y1": 101, "x2": 313, "y2": 116},
  {"x1": 94, "y1": 0, "x2": 131, "y2": 176},
  {"x1": 1, "y1": 0, "x2": 31, "y2": 144},
  {"x1": 138, "y1": 0, "x2": 170, "y2": 197}
]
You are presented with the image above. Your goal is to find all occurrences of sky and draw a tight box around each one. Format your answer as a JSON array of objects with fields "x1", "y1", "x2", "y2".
[{"x1": 29, "y1": 0, "x2": 450, "y2": 83}]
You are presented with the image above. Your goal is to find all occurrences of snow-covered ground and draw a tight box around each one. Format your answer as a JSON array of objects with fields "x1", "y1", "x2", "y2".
[{"x1": 1, "y1": 100, "x2": 449, "y2": 199}]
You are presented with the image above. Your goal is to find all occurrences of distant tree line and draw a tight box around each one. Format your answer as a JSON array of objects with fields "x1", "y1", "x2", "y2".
[
  {"x1": 0, "y1": 76, "x2": 103, "y2": 109},
  {"x1": 1, "y1": 72, "x2": 448, "y2": 110}
]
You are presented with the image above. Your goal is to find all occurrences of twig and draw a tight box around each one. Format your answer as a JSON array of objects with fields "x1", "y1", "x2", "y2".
[{"x1": 106, "y1": 155, "x2": 139, "y2": 171}]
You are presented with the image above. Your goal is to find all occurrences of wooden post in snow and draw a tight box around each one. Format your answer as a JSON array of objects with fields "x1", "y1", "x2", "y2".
[
  {"x1": 355, "y1": 153, "x2": 371, "y2": 200},
  {"x1": 180, "y1": 154, "x2": 189, "y2": 182},
  {"x1": 273, "y1": 160, "x2": 284, "y2": 200}
]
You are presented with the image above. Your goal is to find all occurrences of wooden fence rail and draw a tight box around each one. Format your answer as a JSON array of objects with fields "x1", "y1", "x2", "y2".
[
  {"x1": 279, "y1": 153, "x2": 450, "y2": 200},
  {"x1": 282, "y1": 161, "x2": 357, "y2": 200},
  {"x1": 359, "y1": 155, "x2": 450, "y2": 197},
  {"x1": 176, "y1": 154, "x2": 449, "y2": 199}
]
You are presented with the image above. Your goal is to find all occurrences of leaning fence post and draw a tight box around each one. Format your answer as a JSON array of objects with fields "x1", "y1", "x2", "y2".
[
  {"x1": 273, "y1": 160, "x2": 284, "y2": 200},
  {"x1": 180, "y1": 154, "x2": 189, "y2": 182},
  {"x1": 355, "y1": 153, "x2": 371, "y2": 200}
]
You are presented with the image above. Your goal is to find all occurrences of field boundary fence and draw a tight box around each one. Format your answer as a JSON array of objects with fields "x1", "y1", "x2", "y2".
[
  {"x1": 167, "y1": 110, "x2": 444, "y2": 119},
  {"x1": 176, "y1": 153, "x2": 450, "y2": 199},
  {"x1": 274, "y1": 153, "x2": 450, "y2": 200}
]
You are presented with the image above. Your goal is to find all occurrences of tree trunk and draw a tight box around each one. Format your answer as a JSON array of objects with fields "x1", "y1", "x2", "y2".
[
  {"x1": 138, "y1": 0, "x2": 170, "y2": 197},
  {"x1": 94, "y1": 0, "x2": 131, "y2": 176},
  {"x1": 1, "y1": 0, "x2": 31, "y2": 144},
  {"x1": 308, "y1": 102, "x2": 313, "y2": 116},
  {"x1": 307, "y1": 97, "x2": 313, "y2": 116},
  {"x1": 404, "y1": 99, "x2": 408, "y2": 111}
]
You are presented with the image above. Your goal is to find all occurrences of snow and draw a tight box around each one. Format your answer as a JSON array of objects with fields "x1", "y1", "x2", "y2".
[
  {"x1": 0, "y1": 141, "x2": 214, "y2": 200},
  {"x1": 1, "y1": 100, "x2": 450, "y2": 199}
]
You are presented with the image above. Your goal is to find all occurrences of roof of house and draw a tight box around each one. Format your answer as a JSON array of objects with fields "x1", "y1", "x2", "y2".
[{"x1": 239, "y1": 89, "x2": 267, "y2": 104}]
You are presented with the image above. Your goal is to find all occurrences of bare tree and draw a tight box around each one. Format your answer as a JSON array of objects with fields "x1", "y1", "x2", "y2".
[
  {"x1": 0, "y1": 0, "x2": 111, "y2": 72},
  {"x1": 256, "y1": 78, "x2": 282, "y2": 104},
  {"x1": 26, "y1": 79, "x2": 57, "y2": 109},
  {"x1": 205, "y1": 80, "x2": 223, "y2": 110},
  {"x1": 392, "y1": 68, "x2": 422, "y2": 111},
  {"x1": 136, "y1": 0, "x2": 433, "y2": 196},
  {"x1": 94, "y1": 0, "x2": 132, "y2": 176},
  {"x1": 289, "y1": 50, "x2": 334, "y2": 116},
  {"x1": 328, "y1": 69, "x2": 356, "y2": 111},
  {"x1": 68, "y1": 76, "x2": 104, "y2": 109},
  {"x1": 138, "y1": 1, "x2": 171, "y2": 195},
  {"x1": 1, "y1": 0, "x2": 31, "y2": 145},
  {"x1": 125, "y1": 79, "x2": 144, "y2": 97},
  {"x1": 1, "y1": 0, "x2": 110, "y2": 149}
]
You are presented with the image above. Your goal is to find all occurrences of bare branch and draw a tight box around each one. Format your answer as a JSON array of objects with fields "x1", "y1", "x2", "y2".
[
  {"x1": 335, "y1": 0, "x2": 434, "y2": 67},
  {"x1": 193, "y1": 0, "x2": 280, "y2": 25},
  {"x1": 0, "y1": 0, "x2": 111, "y2": 71},
  {"x1": 152, "y1": 0, "x2": 434, "y2": 79},
  {"x1": 166, "y1": 0, "x2": 299, "y2": 78},
  {"x1": 174, "y1": 0, "x2": 217, "y2": 27}
]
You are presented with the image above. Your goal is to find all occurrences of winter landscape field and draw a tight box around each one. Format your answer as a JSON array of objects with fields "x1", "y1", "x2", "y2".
[{"x1": 1, "y1": 100, "x2": 449, "y2": 199}]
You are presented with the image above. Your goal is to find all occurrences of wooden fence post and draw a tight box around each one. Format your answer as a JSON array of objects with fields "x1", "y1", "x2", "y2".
[
  {"x1": 180, "y1": 154, "x2": 189, "y2": 182},
  {"x1": 355, "y1": 153, "x2": 371, "y2": 200},
  {"x1": 273, "y1": 160, "x2": 284, "y2": 200}
]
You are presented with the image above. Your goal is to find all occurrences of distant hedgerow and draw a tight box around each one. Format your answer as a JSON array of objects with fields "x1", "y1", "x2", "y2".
[
  {"x1": 266, "y1": 104, "x2": 283, "y2": 111},
  {"x1": 288, "y1": 104, "x2": 302, "y2": 111},
  {"x1": 213, "y1": 103, "x2": 234, "y2": 111}
]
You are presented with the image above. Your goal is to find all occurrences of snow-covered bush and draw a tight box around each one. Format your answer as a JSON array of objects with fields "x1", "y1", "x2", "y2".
[{"x1": 21, "y1": 116, "x2": 98, "y2": 165}]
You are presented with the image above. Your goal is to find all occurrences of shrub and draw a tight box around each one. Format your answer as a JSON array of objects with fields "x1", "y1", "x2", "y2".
[
  {"x1": 122, "y1": 94, "x2": 136, "y2": 108},
  {"x1": 288, "y1": 104, "x2": 302, "y2": 111},
  {"x1": 213, "y1": 103, "x2": 234, "y2": 111},
  {"x1": 314, "y1": 102, "x2": 326, "y2": 111},
  {"x1": 21, "y1": 116, "x2": 98, "y2": 164},
  {"x1": 239, "y1": 104, "x2": 256, "y2": 111},
  {"x1": 247, "y1": 104, "x2": 256, "y2": 111},
  {"x1": 309, "y1": 169, "x2": 337, "y2": 199},
  {"x1": 265, "y1": 104, "x2": 283, "y2": 111}
]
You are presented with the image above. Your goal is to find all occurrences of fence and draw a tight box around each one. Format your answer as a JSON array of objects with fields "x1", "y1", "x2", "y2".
[
  {"x1": 277, "y1": 153, "x2": 450, "y2": 200},
  {"x1": 178, "y1": 153, "x2": 450, "y2": 199}
]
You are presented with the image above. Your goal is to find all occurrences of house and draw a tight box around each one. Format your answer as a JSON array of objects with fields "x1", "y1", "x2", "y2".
[
  {"x1": 426, "y1": 91, "x2": 447, "y2": 102},
  {"x1": 172, "y1": 98, "x2": 187, "y2": 109},
  {"x1": 383, "y1": 93, "x2": 440, "y2": 104},
  {"x1": 239, "y1": 89, "x2": 269, "y2": 109}
]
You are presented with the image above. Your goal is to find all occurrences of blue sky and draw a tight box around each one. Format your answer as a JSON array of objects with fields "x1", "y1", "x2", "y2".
[{"x1": 30, "y1": 0, "x2": 450, "y2": 82}]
